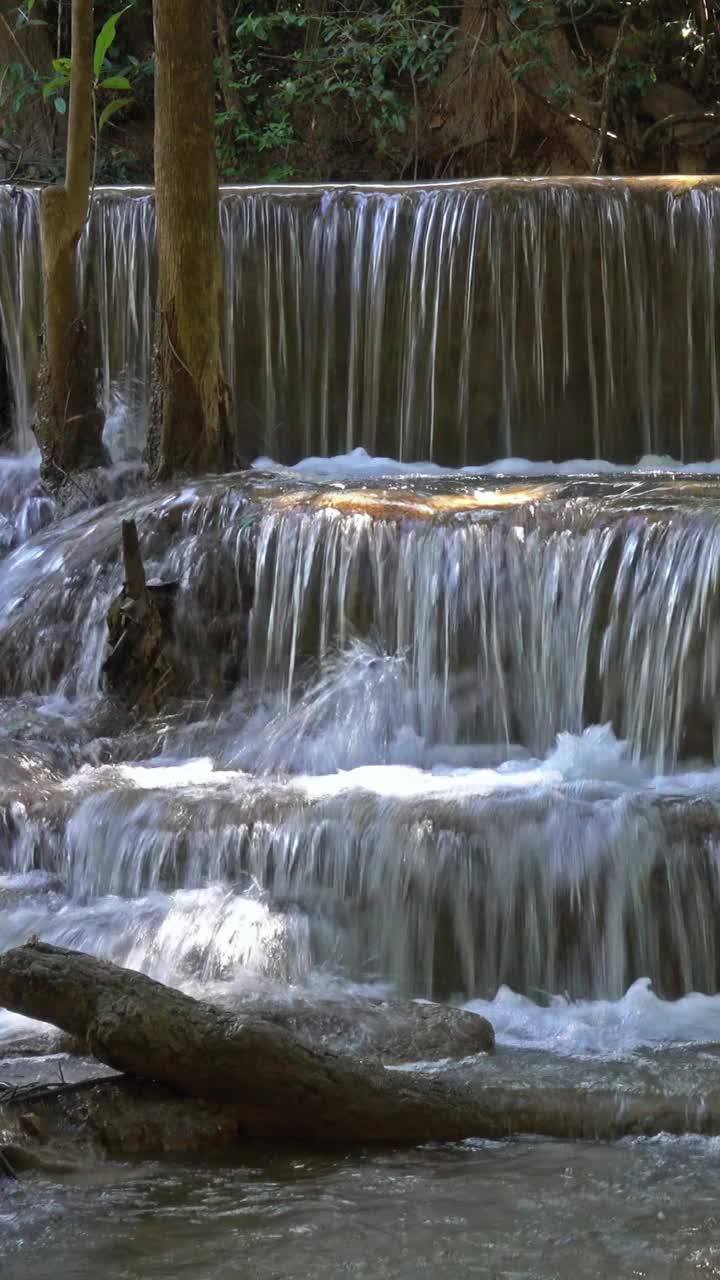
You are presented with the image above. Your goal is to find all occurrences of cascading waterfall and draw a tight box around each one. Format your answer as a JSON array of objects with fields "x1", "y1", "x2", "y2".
[
  {"x1": 4, "y1": 168, "x2": 720, "y2": 1279},
  {"x1": 83, "y1": 189, "x2": 157, "y2": 457},
  {"x1": 2, "y1": 469, "x2": 720, "y2": 1009},
  {"x1": 3, "y1": 177, "x2": 720, "y2": 1075},
  {"x1": 1, "y1": 178, "x2": 720, "y2": 461},
  {"x1": 2, "y1": 473, "x2": 719, "y2": 765}
]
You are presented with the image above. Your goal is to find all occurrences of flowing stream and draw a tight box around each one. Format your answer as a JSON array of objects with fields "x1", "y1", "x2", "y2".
[{"x1": 3, "y1": 177, "x2": 720, "y2": 1276}]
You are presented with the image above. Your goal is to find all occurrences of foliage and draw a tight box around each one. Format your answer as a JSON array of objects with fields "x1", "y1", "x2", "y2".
[
  {"x1": 1, "y1": 1, "x2": 150, "y2": 181},
  {"x1": 502, "y1": 0, "x2": 717, "y2": 99},
  {"x1": 40, "y1": 6, "x2": 135, "y2": 132},
  {"x1": 216, "y1": 1, "x2": 457, "y2": 181},
  {"x1": 1, "y1": 0, "x2": 718, "y2": 183}
]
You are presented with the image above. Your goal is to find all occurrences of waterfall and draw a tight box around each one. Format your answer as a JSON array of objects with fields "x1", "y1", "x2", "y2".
[
  {"x1": 0, "y1": 187, "x2": 41, "y2": 452},
  {"x1": 1, "y1": 471, "x2": 719, "y2": 763},
  {"x1": 2, "y1": 178, "x2": 720, "y2": 461},
  {"x1": 3, "y1": 178, "x2": 720, "y2": 1028},
  {"x1": 2, "y1": 463, "x2": 720, "y2": 1004},
  {"x1": 5, "y1": 750, "x2": 720, "y2": 1001}
]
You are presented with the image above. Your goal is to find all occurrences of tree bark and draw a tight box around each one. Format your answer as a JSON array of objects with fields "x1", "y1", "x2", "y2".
[
  {"x1": 2, "y1": 943, "x2": 720, "y2": 1145},
  {"x1": 36, "y1": 0, "x2": 106, "y2": 478},
  {"x1": 431, "y1": 0, "x2": 609, "y2": 176},
  {"x1": 215, "y1": 0, "x2": 245, "y2": 125},
  {"x1": 150, "y1": 0, "x2": 233, "y2": 478}
]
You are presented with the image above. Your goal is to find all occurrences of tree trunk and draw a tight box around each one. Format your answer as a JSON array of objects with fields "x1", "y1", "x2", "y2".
[
  {"x1": 36, "y1": 0, "x2": 106, "y2": 479},
  {"x1": 431, "y1": 0, "x2": 607, "y2": 176},
  {"x1": 2, "y1": 943, "x2": 720, "y2": 1145},
  {"x1": 215, "y1": 0, "x2": 245, "y2": 124},
  {"x1": 150, "y1": 0, "x2": 233, "y2": 478}
]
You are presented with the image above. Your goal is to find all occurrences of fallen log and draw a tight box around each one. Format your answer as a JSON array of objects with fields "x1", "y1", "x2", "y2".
[
  {"x1": 242, "y1": 995, "x2": 494, "y2": 1062},
  {"x1": 2, "y1": 942, "x2": 720, "y2": 1145},
  {"x1": 4, "y1": 1067, "x2": 720, "y2": 1169},
  {"x1": 0, "y1": 942, "x2": 500, "y2": 1143}
]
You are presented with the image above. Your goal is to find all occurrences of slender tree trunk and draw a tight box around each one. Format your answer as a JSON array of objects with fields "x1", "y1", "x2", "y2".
[
  {"x1": 36, "y1": 0, "x2": 106, "y2": 478},
  {"x1": 150, "y1": 0, "x2": 233, "y2": 477},
  {"x1": 215, "y1": 0, "x2": 244, "y2": 124}
]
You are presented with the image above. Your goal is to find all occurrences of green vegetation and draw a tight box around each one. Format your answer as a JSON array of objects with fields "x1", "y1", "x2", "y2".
[
  {"x1": 1, "y1": 1, "x2": 718, "y2": 183},
  {"x1": 217, "y1": 3, "x2": 456, "y2": 181}
]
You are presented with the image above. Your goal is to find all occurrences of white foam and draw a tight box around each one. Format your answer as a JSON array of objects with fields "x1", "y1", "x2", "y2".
[
  {"x1": 294, "y1": 724, "x2": 720, "y2": 801},
  {"x1": 63, "y1": 724, "x2": 720, "y2": 807},
  {"x1": 541, "y1": 723, "x2": 647, "y2": 785},
  {"x1": 465, "y1": 978, "x2": 720, "y2": 1056},
  {"x1": 252, "y1": 447, "x2": 720, "y2": 480}
]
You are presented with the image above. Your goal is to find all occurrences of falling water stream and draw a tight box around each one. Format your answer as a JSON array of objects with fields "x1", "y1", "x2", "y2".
[
  {"x1": 3, "y1": 178, "x2": 720, "y2": 460},
  {"x1": 3, "y1": 179, "x2": 720, "y2": 1277}
]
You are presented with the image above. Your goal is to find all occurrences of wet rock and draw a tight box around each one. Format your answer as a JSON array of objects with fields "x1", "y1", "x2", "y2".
[
  {"x1": 18, "y1": 1111, "x2": 48, "y2": 1140},
  {"x1": 54, "y1": 463, "x2": 147, "y2": 518}
]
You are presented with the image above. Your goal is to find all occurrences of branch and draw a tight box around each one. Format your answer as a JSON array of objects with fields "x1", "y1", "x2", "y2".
[
  {"x1": 0, "y1": 12, "x2": 37, "y2": 76},
  {"x1": 1, "y1": 943, "x2": 720, "y2": 1145},
  {"x1": 640, "y1": 109, "x2": 720, "y2": 150},
  {"x1": 592, "y1": 10, "x2": 629, "y2": 174}
]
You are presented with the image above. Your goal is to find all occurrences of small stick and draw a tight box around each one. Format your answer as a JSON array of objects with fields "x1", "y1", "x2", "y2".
[{"x1": 121, "y1": 519, "x2": 147, "y2": 602}]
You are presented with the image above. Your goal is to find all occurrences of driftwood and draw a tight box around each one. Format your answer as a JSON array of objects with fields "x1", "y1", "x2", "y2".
[
  {"x1": 0, "y1": 942, "x2": 500, "y2": 1143},
  {"x1": 3, "y1": 943, "x2": 720, "y2": 1145},
  {"x1": 3, "y1": 1069, "x2": 720, "y2": 1168}
]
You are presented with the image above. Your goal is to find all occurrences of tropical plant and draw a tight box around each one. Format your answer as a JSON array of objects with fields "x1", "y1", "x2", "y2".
[{"x1": 39, "y1": 4, "x2": 135, "y2": 135}]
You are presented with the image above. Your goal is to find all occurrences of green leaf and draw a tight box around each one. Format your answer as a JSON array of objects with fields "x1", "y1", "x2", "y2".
[
  {"x1": 94, "y1": 7, "x2": 130, "y2": 79},
  {"x1": 42, "y1": 75, "x2": 69, "y2": 99},
  {"x1": 54, "y1": 95, "x2": 66, "y2": 114},
  {"x1": 98, "y1": 74, "x2": 132, "y2": 90},
  {"x1": 98, "y1": 96, "x2": 132, "y2": 132}
]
